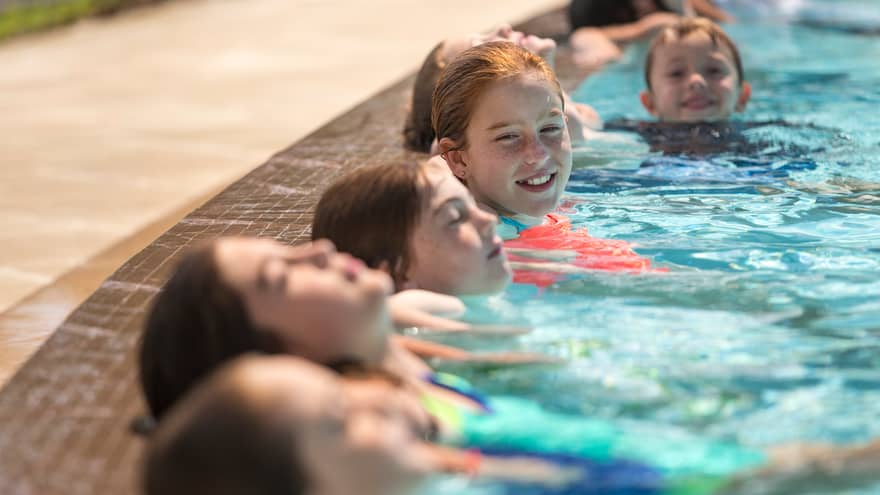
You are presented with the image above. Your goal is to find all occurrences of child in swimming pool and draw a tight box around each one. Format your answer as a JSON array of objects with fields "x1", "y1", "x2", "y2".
[
  {"x1": 312, "y1": 160, "x2": 511, "y2": 296},
  {"x1": 313, "y1": 160, "x2": 655, "y2": 294},
  {"x1": 639, "y1": 18, "x2": 751, "y2": 123},
  {"x1": 430, "y1": 41, "x2": 658, "y2": 277},
  {"x1": 433, "y1": 41, "x2": 573, "y2": 230},
  {"x1": 596, "y1": 18, "x2": 762, "y2": 157},
  {"x1": 146, "y1": 354, "x2": 880, "y2": 495},
  {"x1": 138, "y1": 236, "x2": 550, "y2": 421},
  {"x1": 144, "y1": 355, "x2": 583, "y2": 495},
  {"x1": 403, "y1": 25, "x2": 603, "y2": 154}
]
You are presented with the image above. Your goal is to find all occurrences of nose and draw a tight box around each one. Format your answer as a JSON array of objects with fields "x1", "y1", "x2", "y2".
[
  {"x1": 524, "y1": 133, "x2": 550, "y2": 167},
  {"x1": 688, "y1": 72, "x2": 707, "y2": 90},
  {"x1": 473, "y1": 206, "x2": 498, "y2": 240}
]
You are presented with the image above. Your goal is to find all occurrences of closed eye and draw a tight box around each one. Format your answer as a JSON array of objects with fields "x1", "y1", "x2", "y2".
[
  {"x1": 435, "y1": 198, "x2": 470, "y2": 226},
  {"x1": 541, "y1": 124, "x2": 563, "y2": 134},
  {"x1": 448, "y1": 204, "x2": 469, "y2": 226},
  {"x1": 494, "y1": 133, "x2": 519, "y2": 142}
]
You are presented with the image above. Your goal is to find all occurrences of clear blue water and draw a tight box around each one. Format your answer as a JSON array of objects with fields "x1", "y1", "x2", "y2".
[{"x1": 424, "y1": 3, "x2": 880, "y2": 494}]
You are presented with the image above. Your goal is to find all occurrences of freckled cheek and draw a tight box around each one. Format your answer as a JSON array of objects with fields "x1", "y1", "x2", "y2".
[{"x1": 484, "y1": 143, "x2": 522, "y2": 166}]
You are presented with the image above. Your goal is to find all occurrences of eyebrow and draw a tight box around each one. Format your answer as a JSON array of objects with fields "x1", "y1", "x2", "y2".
[
  {"x1": 486, "y1": 121, "x2": 515, "y2": 131},
  {"x1": 486, "y1": 109, "x2": 565, "y2": 131},
  {"x1": 433, "y1": 197, "x2": 465, "y2": 217}
]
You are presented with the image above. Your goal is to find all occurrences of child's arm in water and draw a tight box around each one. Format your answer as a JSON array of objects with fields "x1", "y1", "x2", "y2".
[
  {"x1": 424, "y1": 443, "x2": 582, "y2": 486},
  {"x1": 394, "y1": 336, "x2": 558, "y2": 366},
  {"x1": 387, "y1": 290, "x2": 469, "y2": 331},
  {"x1": 597, "y1": 12, "x2": 683, "y2": 44},
  {"x1": 506, "y1": 247, "x2": 578, "y2": 262},
  {"x1": 720, "y1": 439, "x2": 880, "y2": 495},
  {"x1": 388, "y1": 289, "x2": 534, "y2": 336}
]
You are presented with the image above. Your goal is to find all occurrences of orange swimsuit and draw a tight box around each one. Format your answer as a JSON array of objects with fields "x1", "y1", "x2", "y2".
[{"x1": 504, "y1": 214, "x2": 664, "y2": 287}]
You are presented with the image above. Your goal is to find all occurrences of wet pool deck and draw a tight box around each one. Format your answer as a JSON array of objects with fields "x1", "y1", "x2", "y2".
[
  {"x1": 0, "y1": 1, "x2": 574, "y2": 493},
  {"x1": 0, "y1": 0, "x2": 565, "y2": 386}
]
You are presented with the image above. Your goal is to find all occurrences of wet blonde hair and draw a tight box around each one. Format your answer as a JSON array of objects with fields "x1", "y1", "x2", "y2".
[
  {"x1": 431, "y1": 41, "x2": 563, "y2": 150},
  {"x1": 645, "y1": 18, "x2": 744, "y2": 89}
]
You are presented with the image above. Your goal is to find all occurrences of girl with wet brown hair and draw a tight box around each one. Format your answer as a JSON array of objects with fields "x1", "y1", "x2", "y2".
[{"x1": 139, "y1": 235, "x2": 545, "y2": 421}]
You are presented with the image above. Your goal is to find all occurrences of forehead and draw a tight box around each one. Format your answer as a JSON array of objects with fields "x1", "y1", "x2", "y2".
[
  {"x1": 469, "y1": 73, "x2": 562, "y2": 122},
  {"x1": 214, "y1": 237, "x2": 286, "y2": 284},
  {"x1": 423, "y1": 164, "x2": 468, "y2": 205},
  {"x1": 654, "y1": 31, "x2": 736, "y2": 64}
]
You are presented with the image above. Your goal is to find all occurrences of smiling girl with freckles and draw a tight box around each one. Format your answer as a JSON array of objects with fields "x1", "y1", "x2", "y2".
[
  {"x1": 431, "y1": 41, "x2": 660, "y2": 279},
  {"x1": 433, "y1": 41, "x2": 572, "y2": 233},
  {"x1": 403, "y1": 25, "x2": 603, "y2": 155}
]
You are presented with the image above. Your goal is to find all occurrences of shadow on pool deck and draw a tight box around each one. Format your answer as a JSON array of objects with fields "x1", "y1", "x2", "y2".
[{"x1": 0, "y1": 6, "x2": 590, "y2": 495}]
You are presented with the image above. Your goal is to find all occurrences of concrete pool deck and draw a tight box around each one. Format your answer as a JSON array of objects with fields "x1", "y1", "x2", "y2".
[{"x1": 0, "y1": 0, "x2": 565, "y2": 386}]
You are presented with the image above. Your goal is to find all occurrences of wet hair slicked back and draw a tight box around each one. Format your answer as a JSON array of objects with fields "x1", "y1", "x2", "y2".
[
  {"x1": 311, "y1": 162, "x2": 429, "y2": 289},
  {"x1": 645, "y1": 18, "x2": 745, "y2": 89},
  {"x1": 431, "y1": 41, "x2": 563, "y2": 150}
]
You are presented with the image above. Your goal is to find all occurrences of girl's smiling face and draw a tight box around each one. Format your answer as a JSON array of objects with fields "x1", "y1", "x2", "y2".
[
  {"x1": 441, "y1": 72, "x2": 573, "y2": 219},
  {"x1": 405, "y1": 161, "x2": 511, "y2": 295}
]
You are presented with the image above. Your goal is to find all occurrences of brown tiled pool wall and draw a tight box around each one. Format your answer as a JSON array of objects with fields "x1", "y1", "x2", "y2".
[{"x1": 0, "y1": 9, "x2": 568, "y2": 494}]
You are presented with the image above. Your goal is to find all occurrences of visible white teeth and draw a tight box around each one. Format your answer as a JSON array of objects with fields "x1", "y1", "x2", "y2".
[{"x1": 523, "y1": 175, "x2": 551, "y2": 186}]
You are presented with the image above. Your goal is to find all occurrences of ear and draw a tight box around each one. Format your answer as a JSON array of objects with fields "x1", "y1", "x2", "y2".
[
  {"x1": 640, "y1": 90, "x2": 658, "y2": 117},
  {"x1": 735, "y1": 82, "x2": 752, "y2": 112},
  {"x1": 438, "y1": 137, "x2": 468, "y2": 181}
]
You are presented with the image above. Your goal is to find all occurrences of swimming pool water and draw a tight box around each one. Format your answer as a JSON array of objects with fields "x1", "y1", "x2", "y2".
[{"x1": 425, "y1": 2, "x2": 880, "y2": 494}]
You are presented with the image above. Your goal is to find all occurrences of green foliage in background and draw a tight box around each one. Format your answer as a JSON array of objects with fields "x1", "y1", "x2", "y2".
[{"x1": 0, "y1": 0, "x2": 153, "y2": 40}]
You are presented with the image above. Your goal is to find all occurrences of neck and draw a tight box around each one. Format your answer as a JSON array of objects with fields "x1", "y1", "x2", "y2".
[{"x1": 475, "y1": 199, "x2": 543, "y2": 226}]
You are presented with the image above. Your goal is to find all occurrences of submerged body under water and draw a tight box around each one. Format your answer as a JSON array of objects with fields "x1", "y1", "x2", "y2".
[{"x1": 422, "y1": 3, "x2": 880, "y2": 494}]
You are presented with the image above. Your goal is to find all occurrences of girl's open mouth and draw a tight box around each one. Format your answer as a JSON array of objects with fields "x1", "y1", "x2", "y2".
[{"x1": 515, "y1": 173, "x2": 556, "y2": 192}]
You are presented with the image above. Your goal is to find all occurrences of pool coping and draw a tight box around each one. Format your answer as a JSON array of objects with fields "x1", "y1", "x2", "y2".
[{"x1": 0, "y1": 7, "x2": 575, "y2": 494}]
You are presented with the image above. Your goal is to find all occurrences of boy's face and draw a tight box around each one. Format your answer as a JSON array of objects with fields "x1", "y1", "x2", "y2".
[{"x1": 641, "y1": 31, "x2": 751, "y2": 122}]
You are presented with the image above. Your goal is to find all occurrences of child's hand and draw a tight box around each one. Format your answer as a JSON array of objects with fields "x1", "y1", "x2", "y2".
[
  {"x1": 638, "y1": 12, "x2": 683, "y2": 36},
  {"x1": 518, "y1": 34, "x2": 557, "y2": 71},
  {"x1": 387, "y1": 290, "x2": 469, "y2": 332},
  {"x1": 570, "y1": 28, "x2": 622, "y2": 68},
  {"x1": 390, "y1": 289, "x2": 466, "y2": 317}
]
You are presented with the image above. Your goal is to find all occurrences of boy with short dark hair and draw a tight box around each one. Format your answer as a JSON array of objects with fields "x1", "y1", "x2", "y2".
[{"x1": 640, "y1": 17, "x2": 751, "y2": 122}]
